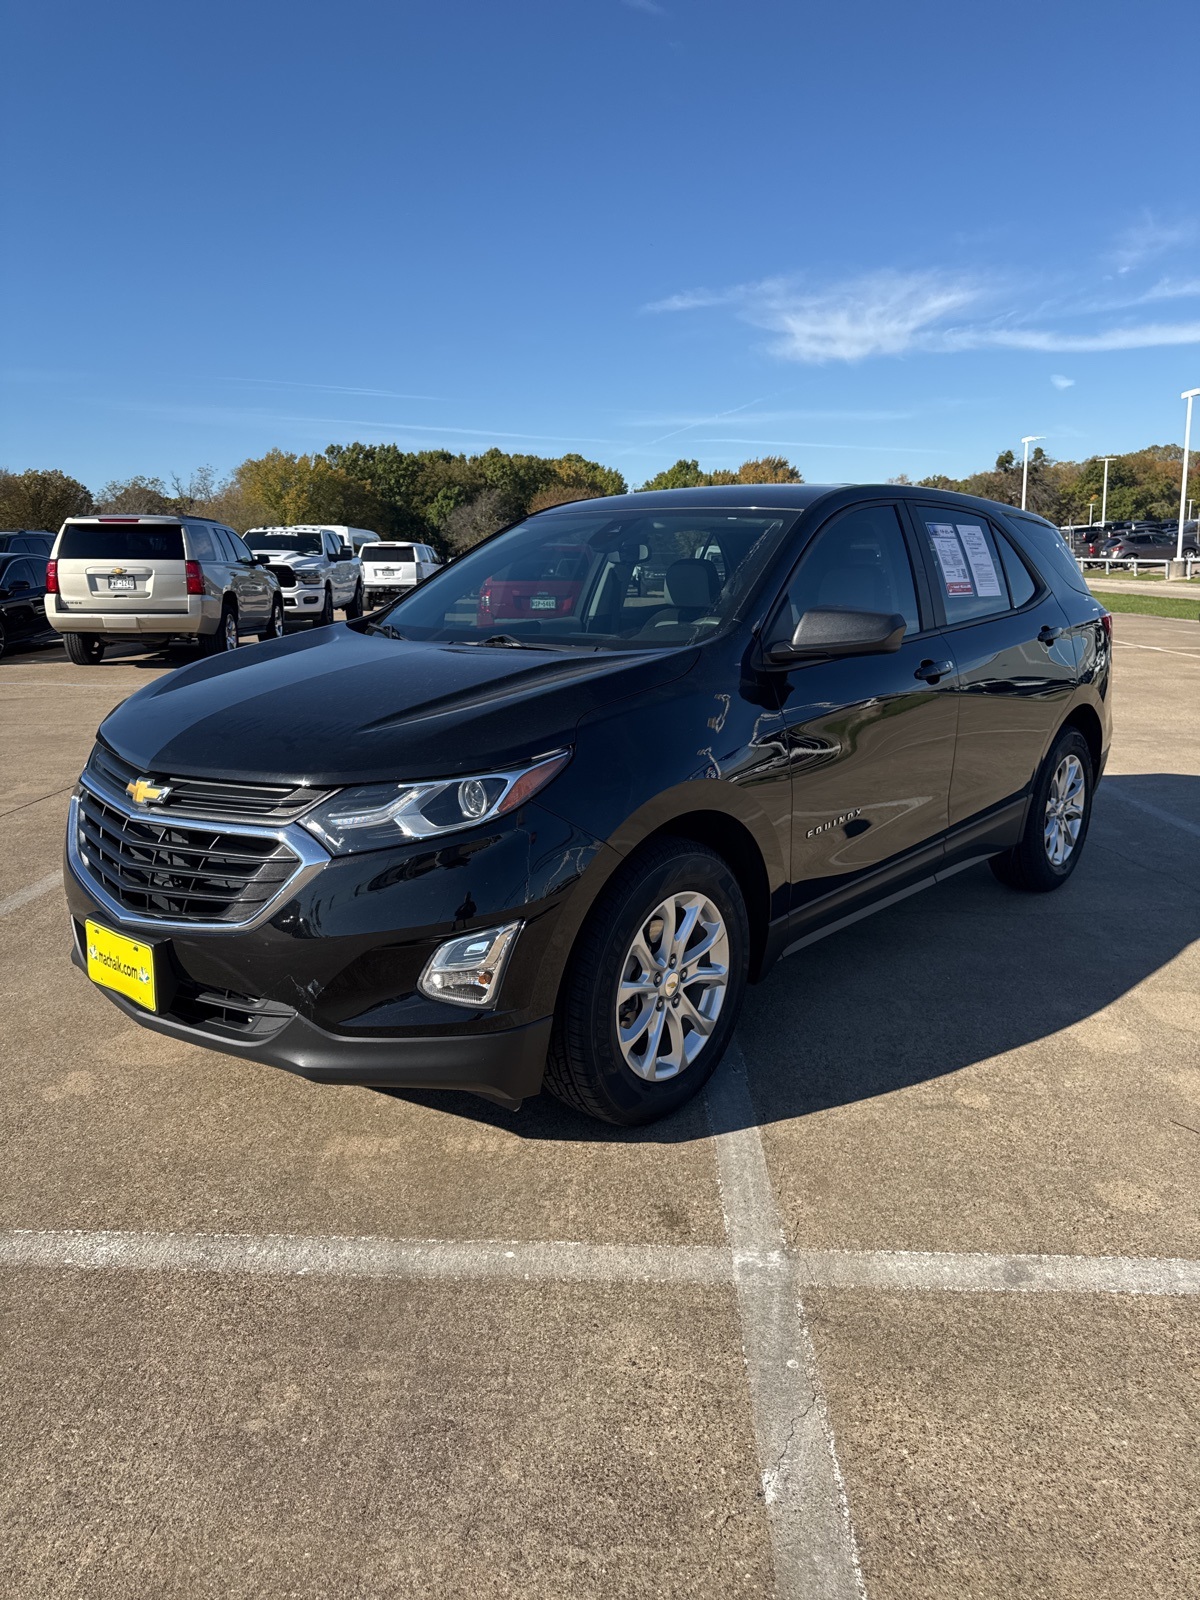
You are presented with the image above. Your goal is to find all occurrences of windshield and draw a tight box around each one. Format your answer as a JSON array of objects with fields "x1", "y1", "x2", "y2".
[
  {"x1": 250, "y1": 531, "x2": 323, "y2": 554},
  {"x1": 381, "y1": 507, "x2": 795, "y2": 649}
]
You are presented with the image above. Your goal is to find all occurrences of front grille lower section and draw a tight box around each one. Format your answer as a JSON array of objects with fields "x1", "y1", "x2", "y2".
[
  {"x1": 87, "y1": 742, "x2": 331, "y2": 822},
  {"x1": 77, "y1": 786, "x2": 303, "y2": 924},
  {"x1": 169, "y1": 982, "x2": 296, "y2": 1038}
]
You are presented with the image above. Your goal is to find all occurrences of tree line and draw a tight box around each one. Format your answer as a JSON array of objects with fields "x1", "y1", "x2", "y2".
[{"x1": 2, "y1": 441, "x2": 1196, "y2": 552}]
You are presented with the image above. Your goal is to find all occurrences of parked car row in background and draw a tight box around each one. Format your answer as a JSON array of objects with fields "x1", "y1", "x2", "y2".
[
  {"x1": 1065, "y1": 519, "x2": 1200, "y2": 564},
  {"x1": 0, "y1": 518, "x2": 442, "y2": 665}
]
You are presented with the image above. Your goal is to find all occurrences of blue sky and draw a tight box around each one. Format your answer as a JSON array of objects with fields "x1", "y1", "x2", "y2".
[{"x1": 4, "y1": 0, "x2": 1199, "y2": 492}]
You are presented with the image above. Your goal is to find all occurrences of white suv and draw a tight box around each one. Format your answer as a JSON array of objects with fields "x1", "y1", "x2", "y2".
[
  {"x1": 246, "y1": 526, "x2": 363, "y2": 625},
  {"x1": 360, "y1": 541, "x2": 442, "y2": 609},
  {"x1": 48, "y1": 515, "x2": 283, "y2": 665}
]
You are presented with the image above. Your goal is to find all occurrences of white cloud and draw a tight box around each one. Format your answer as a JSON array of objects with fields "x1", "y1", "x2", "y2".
[
  {"x1": 647, "y1": 262, "x2": 1200, "y2": 364},
  {"x1": 1050, "y1": 374, "x2": 1075, "y2": 389},
  {"x1": 1109, "y1": 218, "x2": 1197, "y2": 275}
]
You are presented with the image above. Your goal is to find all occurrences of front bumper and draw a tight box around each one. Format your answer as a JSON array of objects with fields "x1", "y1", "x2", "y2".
[
  {"x1": 63, "y1": 786, "x2": 613, "y2": 1109},
  {"x1": 280, "y1": 584, "x2": 326, "y2": 614}
]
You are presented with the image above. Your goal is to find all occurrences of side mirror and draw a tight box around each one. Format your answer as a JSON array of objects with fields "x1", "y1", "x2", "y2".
[
  {"x1": 768, "y1": 607, "x2": 907, "y2": 664},
  {"x1": 251, "y1": 554, "x2": 270, "y2": 565}
]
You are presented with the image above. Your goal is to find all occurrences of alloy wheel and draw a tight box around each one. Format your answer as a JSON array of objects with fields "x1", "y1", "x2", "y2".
[
  {"x1": 615, "y1": 891, "x2": 730, "y2": 1082},
  {"x1": 224, "y1": 610, "x2": 239, "y2": 651},
  {"x1": 1044, "y1": 753, "x2": 1085, "y2": 866}
]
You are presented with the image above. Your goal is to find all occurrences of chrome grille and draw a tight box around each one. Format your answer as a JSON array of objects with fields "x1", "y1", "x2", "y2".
[
  {"x1": 87, "y1": 743, "x2": 330, "y2": 822},
  {"x1": 77, "y1": 786, "x2": 302, "y2": 923}
]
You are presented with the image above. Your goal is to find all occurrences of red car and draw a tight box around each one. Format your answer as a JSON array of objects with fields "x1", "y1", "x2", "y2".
[{"x1": 477, "y1": 546, "x2": 589, "y2": 626}]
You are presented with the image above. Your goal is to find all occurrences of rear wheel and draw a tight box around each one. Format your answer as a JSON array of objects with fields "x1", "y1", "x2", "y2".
[
  {"x1": 64, "y1": 632, "x2": 105, "y2": 666},
  {"x1": 345, "y1": 581, "x2": 363, "y2": 620},
  {"x1": 199, "y1": 602, "x2": 238, "y2": 656},
  {"x1": 258, "y1": 597, "x2": 284, "y2": 642},
  {"x1": 990, "y1": 728, "x2": 1093, "y2": 892},
  {"x1": 545, "y1": 837, "x2": 749, "y2": 1125}
]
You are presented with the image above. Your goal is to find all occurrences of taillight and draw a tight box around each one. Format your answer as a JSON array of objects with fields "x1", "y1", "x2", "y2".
[
  {"x1": 45, "y1": 559, "x2": 58, "y2": 594},
  {"x1": 185, "y1": 560, "x2": 205, "y2": 596},
  {"x1": 479, "y1": 584, "x2": 492, "y2": 614},
  {"x1": 1100, "y1": 612, "x2": 1113, "y2": 643}
]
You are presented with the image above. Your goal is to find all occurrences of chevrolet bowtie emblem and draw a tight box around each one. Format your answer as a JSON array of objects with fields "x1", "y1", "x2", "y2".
[{"x1": 126, "y1": 777, "x2": 172, "y2": 806}]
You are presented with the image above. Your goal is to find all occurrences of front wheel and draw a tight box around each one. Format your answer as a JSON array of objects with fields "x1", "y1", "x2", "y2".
[
  {"x1": 345, "y1": 582, "x2": 363, "y2": 620},
  {"x1": 990, "y1": 728, "x2": 1094, "y2": 892},
  {"x1": 64, "y1": 632, "x2": 105, "y2": 666},
  {"x1": 545, "y1": 837, "x2": 749, "y2": 1125},
  {"x1": 313, "y1": 586, "x2": 334, "y2": 627}
]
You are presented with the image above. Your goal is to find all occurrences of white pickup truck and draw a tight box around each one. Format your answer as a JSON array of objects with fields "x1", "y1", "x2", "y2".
[
  {"x1": 246, "y1": 526, "x2": 363, "y2": 625},
  {"x1": 360, "y1": 541, "x2": 442, "y2": 610}
]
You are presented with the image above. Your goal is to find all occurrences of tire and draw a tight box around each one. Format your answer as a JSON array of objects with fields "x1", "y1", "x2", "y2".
[
  {"x1": 545, "y1": 836, "x2": 750, "y2": 1125},
  {"x1": 199, "y1": 602, "x2": 238, "y2": 656},
  {"x1": 990, "y1": 728, "x2": 1093, "y2": 893},
  {"x1": 258, "y1": 597, "x2": 284, "y2": 642},
  {"x1": 313, "y1": 586, "x2": 334, "y2": 627},
  {"x1": 64, "y1": 632, "x2": 105, "y2": 666},
  {"x1": 345, "y1": 582, "x2": 363, "y2": 620},
  {"x1": 0, "y1": 620, "x2": 6, "y2": 659}
]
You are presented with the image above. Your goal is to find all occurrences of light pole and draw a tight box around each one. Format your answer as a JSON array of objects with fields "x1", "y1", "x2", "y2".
[
  {"x1": 1177, "y1": 390, "x2": 1200, "y2": 562},
  {"x1": 1021, "y1": 435, "x2": 1045, "y2": 510},
  {"x1": 1099, "y1": 456, "x2": 1117, "y2": 529}
]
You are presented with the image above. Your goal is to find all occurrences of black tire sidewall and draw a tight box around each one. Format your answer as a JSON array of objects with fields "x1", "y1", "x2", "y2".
[{"x1": 559, "y1": 844, "x2": 749, "y2": 1123}]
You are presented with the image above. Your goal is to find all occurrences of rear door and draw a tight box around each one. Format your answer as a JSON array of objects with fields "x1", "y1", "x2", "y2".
[
  {"x1": 768, "y1": 499, "x2": 959, "y2": 916},
  {"x1": 54, "y1": 521, "x2": 188, "y2": 617},
  {"x1": 906, "y1": 503, "x2": 1078, "y2": 849}
]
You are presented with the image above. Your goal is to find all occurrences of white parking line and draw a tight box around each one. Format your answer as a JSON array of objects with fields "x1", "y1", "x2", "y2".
[
  {"x1": 5, "y1": 1225, "x2": 1199, "y2": 1298},
  {"x1": 1112, "y1": 640, "x2": 1200, "y2": 660},
  {"x1": 706, "y1": 1049, "x2": 867, "y2": 1600},
  {"x1": 0, "y1": 870, "x2": 63, "y2": 918}
]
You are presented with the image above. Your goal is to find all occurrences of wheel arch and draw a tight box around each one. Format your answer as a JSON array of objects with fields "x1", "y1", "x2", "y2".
[{"x1": 1059, "y1": 701, "x2": 1104, "y2": 779}]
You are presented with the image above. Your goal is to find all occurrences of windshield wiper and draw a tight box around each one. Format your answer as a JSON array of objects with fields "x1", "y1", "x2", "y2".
[{"x1": 366, "y1": 621, "x2": 407, "y2": 640}]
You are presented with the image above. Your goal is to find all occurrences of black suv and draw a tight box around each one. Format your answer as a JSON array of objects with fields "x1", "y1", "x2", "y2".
[{"x1": 63, "y1": 485, "x2": 1111, "y2": 1125}]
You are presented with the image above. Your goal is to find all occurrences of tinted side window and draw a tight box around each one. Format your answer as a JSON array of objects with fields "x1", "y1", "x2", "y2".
[
  {"x1": 996, "y1": 528, "x2": 1036, "y2": 608},
  {"x1": 1007, "y1": 514, "x2": 1091, "y2": 595},
  {"x1": 6, "y1": 559, "x2": 35, "y2": 589},
  {"x1": 226, "y1": 531, "x2": 255, "y2": 562},
  {"x1": 773, "y1": 503, "x2": 920, "y2": 642},
  {"x1": 187, "y1": 525, "x2": 216, "y2": 561},
  {"x1": 916, "y1": 510, "x2": 1010, "y2": 623}
]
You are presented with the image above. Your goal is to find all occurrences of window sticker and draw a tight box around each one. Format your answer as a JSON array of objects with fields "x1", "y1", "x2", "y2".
[
  {"x1": 926, "y1": 522, "x2": 974, "y2": 595},
  {"x1": 955, "y1": 523, "x2": 1003, "y2": 598}
]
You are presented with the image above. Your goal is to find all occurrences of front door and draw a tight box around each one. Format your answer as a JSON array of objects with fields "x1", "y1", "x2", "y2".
[
  {"x1": 906, "y1": 504, "x2": 1079, "y2": 836},
  {"x1": 767, "y1": 500, "x2": 960, "y2": 916}
]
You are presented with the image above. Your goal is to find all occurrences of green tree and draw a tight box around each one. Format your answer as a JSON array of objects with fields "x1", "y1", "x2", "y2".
[
  {"x1": 637, "y1": 459, "x2": 710, "y2": 491},
  {"x1": 0, "y1": 467, "x2": 93, "y2": 530},
  {"x1": 733, "y1": 455, "x2": 803, "y2": 485}
]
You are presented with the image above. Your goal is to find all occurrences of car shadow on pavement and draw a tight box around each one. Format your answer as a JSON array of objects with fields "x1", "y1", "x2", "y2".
[{"x1": 388, "y1": 773, "x2": 1200, "y2": 1142}]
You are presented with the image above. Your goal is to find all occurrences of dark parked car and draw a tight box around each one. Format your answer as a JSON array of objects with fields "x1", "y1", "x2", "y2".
[
  {"x1": 0, "y1": 530, "x2": 55, "y2": 557},
  {"x1": 63, "y1": 485, "x2": 1111, "y2": 1125},
  {"x1": 0, "y1": 552, "x2": 59, "y2": 658}
]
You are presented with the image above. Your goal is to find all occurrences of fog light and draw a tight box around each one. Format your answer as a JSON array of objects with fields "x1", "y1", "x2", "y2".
[{"x1": 418, "y1": 922, "x2": 521, "y2": 1009}]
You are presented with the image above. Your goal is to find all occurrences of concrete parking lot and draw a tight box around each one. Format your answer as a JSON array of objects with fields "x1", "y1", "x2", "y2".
[{"x1": 2, "y1": 616, "x2": 1198, "y2": 1599}]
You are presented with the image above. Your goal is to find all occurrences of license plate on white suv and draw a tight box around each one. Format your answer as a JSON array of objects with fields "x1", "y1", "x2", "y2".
[{"x1": 107, "y1": 576, "x2": 136, "y2": 591}]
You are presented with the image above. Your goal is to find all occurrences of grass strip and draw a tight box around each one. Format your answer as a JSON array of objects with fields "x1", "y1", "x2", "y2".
[{"x1": 1091, "y1": 589, "x2": 1200, "y2": 621}]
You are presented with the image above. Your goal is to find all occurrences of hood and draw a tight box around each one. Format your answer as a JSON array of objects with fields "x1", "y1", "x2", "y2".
[
  {"x1": 252, "y1": 547, "x2": 322, "y2": 566},
  {"x1": 98, "y1": 623, "x2": 695, "y2": 785}
]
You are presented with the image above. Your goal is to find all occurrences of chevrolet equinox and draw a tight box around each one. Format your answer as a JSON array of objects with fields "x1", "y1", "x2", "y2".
[{"x1": 64, "y1": 485, "x2": 1111, "y2": 1125}]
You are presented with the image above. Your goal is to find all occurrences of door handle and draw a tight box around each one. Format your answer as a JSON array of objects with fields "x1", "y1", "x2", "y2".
[
  {"x1": 914, "y1": 659, "x2": 953, "y2": 683},
  {"x1": 1038, "y1": 624, "x2": 1064, "y2": 645}
]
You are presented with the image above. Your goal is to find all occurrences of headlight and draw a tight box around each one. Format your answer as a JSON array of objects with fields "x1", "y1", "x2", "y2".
[
  {"x1": 297, "y1": 571, "x2": 323, "y2": 586},
  {"x1": 300, "y1": 749, "x2": 571, "y2": 855}
]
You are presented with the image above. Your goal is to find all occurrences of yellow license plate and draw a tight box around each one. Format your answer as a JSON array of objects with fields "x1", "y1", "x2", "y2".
[{"x1": 85, "y1": 919, "x2": 158, "y2": 1011}]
